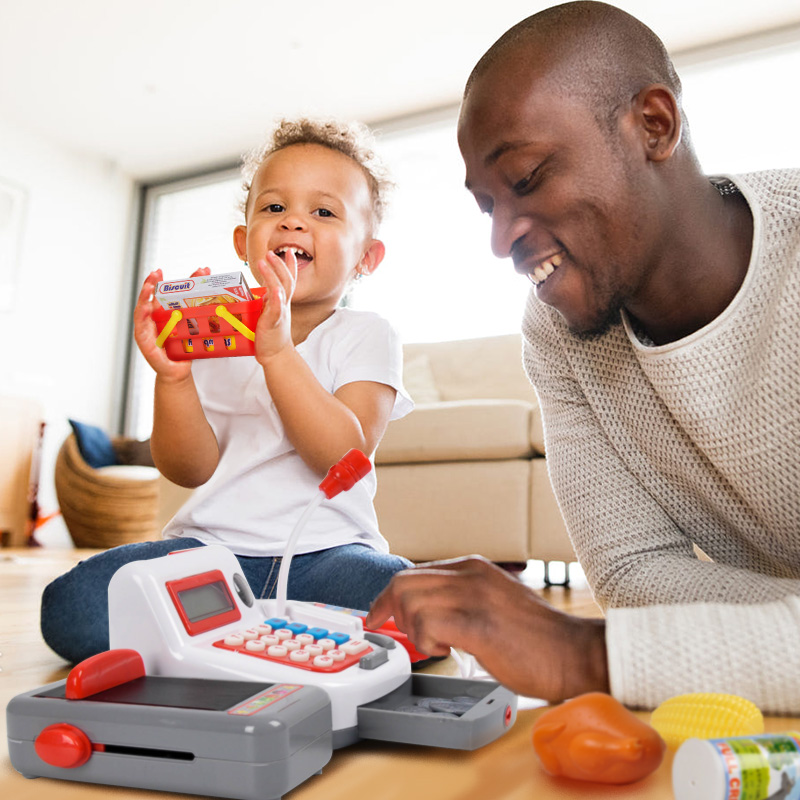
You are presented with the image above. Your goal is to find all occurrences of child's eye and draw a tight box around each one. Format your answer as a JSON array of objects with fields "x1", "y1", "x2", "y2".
[
  {"x1": 263, "y1": 203, "x2": 284, "y2": 213},
  {"x1": 314, "y1": 208, "x2": 334, "y2": 218}
]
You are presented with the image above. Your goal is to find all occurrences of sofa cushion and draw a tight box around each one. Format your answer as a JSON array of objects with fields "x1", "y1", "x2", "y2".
[
  {"x1": 376, "y1": 399, "x2": 536, "y2": 464},
  {"x1": 404, "y1": 334, "x2": 538, "y2": 404},
  {"x1": 402, "y1": 351, "x2": 442, "y2": 404},
  {"x1": 375, "y1": 460, "x2": 531, "y2": 562}
]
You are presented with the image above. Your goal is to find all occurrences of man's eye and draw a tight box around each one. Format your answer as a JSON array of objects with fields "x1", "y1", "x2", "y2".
[
  {"x1": 512, "y1": 162, "x2": 547, "y2": 195},
  {"x1": 513, "y1": 172, "x2": 536, "y2": 194}
]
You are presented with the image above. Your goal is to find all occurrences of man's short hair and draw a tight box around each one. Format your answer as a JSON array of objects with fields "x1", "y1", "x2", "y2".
[{"x1": 465, "y1": 1, "x2": 683, "y2": 133}]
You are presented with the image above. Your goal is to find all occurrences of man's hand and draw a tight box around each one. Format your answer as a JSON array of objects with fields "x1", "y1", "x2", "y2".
[{"x1": 366, "y1": 556, "x2": 609, "y2": 702}]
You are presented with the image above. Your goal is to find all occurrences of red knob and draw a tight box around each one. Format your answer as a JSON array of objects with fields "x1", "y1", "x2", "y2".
[
  {"x1": 34, "y1": 723, "x2": 93, "y2": 768},
  {"x1": 318, "y1": 449, "x2": 372, "y2": 498}
]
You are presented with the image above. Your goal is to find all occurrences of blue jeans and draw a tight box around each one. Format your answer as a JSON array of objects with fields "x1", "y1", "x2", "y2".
[{"x1": 40, "y1": 538, "x2": 411, "y2": 665}]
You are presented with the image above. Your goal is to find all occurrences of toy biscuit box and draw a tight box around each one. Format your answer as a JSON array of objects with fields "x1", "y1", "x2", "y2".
[{"x1": 156, "y1": 271, "x2": 253, "y2": 309}]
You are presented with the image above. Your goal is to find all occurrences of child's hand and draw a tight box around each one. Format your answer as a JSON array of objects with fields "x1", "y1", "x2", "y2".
[
  {"x1": 133, "y1": 267, "x2": 211, "y2": 382},
  {"x1": 253, "y1": 250, "x2": 297, "y2": 364}
]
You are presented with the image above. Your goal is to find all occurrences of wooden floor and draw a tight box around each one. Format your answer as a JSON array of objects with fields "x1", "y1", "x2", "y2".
[{"x1": 0, "y1": 546, "x2": 784, "y2": 800}]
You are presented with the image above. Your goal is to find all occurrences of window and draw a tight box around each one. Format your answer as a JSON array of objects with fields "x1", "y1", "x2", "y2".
[
  {"x1": 347, "y1": 116, "x2": 525, "y2": 344},
  {"x1": 676, "y1": 35, "x2": 800, "y2": 174},
  {"x1": 125, "y1": 34, "x2": 800, "y2": 438},
  {"x1": 125, "y1": 170, "x2": 243, "y2": 439}
]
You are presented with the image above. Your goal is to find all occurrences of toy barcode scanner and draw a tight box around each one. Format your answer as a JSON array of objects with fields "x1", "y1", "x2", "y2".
[{"x1": 275, "y1": 449, "x2": 372, "y2": 618}]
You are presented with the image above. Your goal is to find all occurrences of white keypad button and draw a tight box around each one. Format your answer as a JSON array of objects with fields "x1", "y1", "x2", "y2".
[
  {"x1": 268, "y1": 645, "x2": 288, "y2": 658},
  {"x1": 245, "y1": 639, "x2": 266, "y2": 652},
  {"x1": 274, "y1": 628, "x2": 293, "y2": 641},
  {"x1": 317, "y1": 638, "x2": 336, "y2": 651},
  {"x1": 313, "y1": 655, "x2": 334, "y2": 668},
  {"x1": 295, "y1": 633, "x2": 314, "y2": 645},
  {"x1": 289, "y1": 649, "x2": 310, "y2": 663},
  {"x1": 305, "y1": 644, "x2": 323, "y2": 657},
  {"x1": 329, "y1": 649, "x2": 346, "y2": 662},
  {"x1": 342, "y1": 639, "x2": 369, "y2": 655},
  {"x1": 224, "y1": 634, "x2": 244, "y2": 647}
]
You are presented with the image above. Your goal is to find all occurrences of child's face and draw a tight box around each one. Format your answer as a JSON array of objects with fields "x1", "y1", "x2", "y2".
[{"x1": 234, "y1": 143, "x2": 383, "y2": 310}]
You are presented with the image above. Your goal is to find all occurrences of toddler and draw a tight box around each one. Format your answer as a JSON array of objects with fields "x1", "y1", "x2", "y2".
[{"x1": 41, "y1": 118, "x2": 414, "y2": 664}]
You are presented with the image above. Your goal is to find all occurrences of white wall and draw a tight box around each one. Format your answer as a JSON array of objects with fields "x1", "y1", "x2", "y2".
[{"x1": 0, "y1": 118, "x2": 135, "y2": 545}]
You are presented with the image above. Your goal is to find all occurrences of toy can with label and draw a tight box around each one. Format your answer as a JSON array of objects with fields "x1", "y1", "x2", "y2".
[{"x1": 673, "y1": 732, "x2": 800, "y2": 800}]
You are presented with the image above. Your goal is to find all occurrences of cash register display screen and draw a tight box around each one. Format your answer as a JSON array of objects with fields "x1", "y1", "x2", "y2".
[
  {"x1": 166, "y1": 569, "x2": 241, "y2": 635},
  {"x1": 177, "y1": 581, "x2": 235, "y2": 623}
]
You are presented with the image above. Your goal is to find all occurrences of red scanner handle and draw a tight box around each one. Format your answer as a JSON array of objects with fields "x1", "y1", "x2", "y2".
[
  {"x1": 65, "y1": 649, "x2": 145, "y2": 700},
  {"x1": 318, "y1": 449, "x2": 372, "y2": 499}
]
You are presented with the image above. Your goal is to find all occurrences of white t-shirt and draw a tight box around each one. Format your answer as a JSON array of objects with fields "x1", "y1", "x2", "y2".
[{"x1": 162, "y1": 308, "x2": 413, "y2": 557}]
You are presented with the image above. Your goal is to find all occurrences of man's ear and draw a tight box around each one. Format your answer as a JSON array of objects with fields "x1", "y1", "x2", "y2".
[
  {"x1": 634, "y1": 84, "x2": 682, "y2": 162},
  {"x1": 357, "y1": 239, "x2": 386, "y2": 277},
  {"x1": 233, "y1": 225, "x2": 248, "y2": 261}
]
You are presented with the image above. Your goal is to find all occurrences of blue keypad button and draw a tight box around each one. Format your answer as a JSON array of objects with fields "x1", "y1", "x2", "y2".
[
  {"x1": 307, "y1": 627, "x2": 329, "y2": 640},
  {"x1": 286, "y1": 622, "x2": 308, "y2": 635},
  {"x1": 264, "y1": 618, "x2": 287, "y2": 629},
  {"x1": 328, "y1": 631, "x2": 350, "y2": 646}
]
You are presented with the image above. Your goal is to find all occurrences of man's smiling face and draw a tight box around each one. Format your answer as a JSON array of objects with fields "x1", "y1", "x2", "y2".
[{"x1": 457, "y1": 58, "x2": 658, "y2": 338}]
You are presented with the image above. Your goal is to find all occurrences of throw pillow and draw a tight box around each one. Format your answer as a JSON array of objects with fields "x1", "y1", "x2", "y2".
[{"x1": 68, "y1": 418, "x2": 118, "y2": 469}]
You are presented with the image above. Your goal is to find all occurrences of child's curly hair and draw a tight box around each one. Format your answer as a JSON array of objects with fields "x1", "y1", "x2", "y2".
[{"x1": 240, "y1": 118, "x2": 393, "y2": 231}]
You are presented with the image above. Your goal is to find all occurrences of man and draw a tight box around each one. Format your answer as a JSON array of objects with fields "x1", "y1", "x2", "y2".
[{"x1": 367, "y1": 1, "x2": 800, "y2": 713}]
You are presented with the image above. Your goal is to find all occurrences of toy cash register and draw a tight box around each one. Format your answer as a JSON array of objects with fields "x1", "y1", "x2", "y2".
[
  {"x1": 7, "y1": 451, "x2": 517, "y2": 799},
  {"x1": 106, "y1": 542, "x2": 412, "y2": 747}
]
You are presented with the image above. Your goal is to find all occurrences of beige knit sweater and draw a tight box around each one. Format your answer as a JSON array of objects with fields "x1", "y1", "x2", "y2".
[{"x1": 522, "y1": 169, "x2": 800, "y2": 713}]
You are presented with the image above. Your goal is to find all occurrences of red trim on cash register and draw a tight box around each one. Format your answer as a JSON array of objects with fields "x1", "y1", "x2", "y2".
[
  {"x1": 166, "y1": 570, "x2": 242, "y2": 636},
  {"x1": 65, "y1": 649, "x2": 146, "y2": 700}
]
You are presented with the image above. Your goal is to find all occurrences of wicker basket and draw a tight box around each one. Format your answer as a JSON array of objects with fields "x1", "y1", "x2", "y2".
[{"x1": 55, "y1": 434, "x2": 161, "y2": 548}]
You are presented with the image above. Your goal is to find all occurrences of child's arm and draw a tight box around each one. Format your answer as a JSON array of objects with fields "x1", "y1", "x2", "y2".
[
  {"x1": 133, "y1": 269, "x2": 220, "y2": 487},
  {"x1": 252, "y1": 254, "x2": 397, "y2": 475},
  {"x1": 267, "y1": 356, "x2": 396, "y2": 476}
]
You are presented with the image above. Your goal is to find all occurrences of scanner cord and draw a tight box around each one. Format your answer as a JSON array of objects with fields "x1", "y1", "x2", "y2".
[{"x1": 275, "y1": 490, "x2": 325, "y2": 617}]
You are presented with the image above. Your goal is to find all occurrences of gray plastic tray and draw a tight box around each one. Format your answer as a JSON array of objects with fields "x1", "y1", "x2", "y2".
[{"x1": 357, "y1": 674, "x2": 517, "y2": 750}]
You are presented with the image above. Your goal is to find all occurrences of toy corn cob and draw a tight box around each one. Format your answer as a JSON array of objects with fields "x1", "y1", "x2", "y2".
[{"x1": 650, "y1": 693, "x2": 763, "y2": 749}]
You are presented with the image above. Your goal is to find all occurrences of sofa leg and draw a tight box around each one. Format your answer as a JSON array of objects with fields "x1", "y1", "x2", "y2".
[
  {"x1": 495, "y1": 561, "x2": 527, "y2": 575},
  {"x1": 543, "y1": 561, "x2": 571, "y2": 588}
]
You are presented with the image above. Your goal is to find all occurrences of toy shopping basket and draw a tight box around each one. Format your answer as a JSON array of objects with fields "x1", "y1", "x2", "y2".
[{"x1": 152, "y1": 288, "x2": 265, "y2": 361}]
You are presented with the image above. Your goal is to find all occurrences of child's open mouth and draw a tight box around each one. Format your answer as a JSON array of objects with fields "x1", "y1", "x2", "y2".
[{"x1": 275, "y1": 245, "x2": 313, "y2": 268}]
